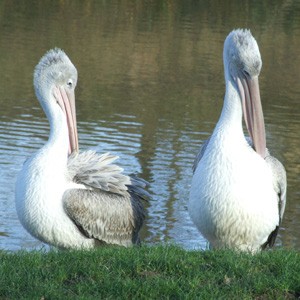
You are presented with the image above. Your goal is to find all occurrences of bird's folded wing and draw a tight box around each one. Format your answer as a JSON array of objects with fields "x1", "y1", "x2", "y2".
[
  {"x1": 63, "y1": 188, "x2": 143, "y2": 246},
  {"x1": 67, "y1": 151, "x2": 131, "y2": 196},
  {"x1": 265, "y1": 155, "x2": 287, "y2": 223},
  {"x1": 261, "y1": 154, "x2": 287, "y2": 249},
  {"x1": 65, "y1": 150, "x2": 149, "y2": 245}
]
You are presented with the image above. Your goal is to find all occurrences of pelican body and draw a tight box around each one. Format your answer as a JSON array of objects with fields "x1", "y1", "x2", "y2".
[
  {"x1": 16, "y1": 49, "x2": 148, "y2": 249},
  {"x1": 188, "y1": 29, "x2": 286, "y2": 252}
]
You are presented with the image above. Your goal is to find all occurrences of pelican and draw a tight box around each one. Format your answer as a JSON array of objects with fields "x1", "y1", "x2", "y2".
[
  {"x1": 188, "y1": 29, "x2": 286, "y2": 252},
  {"x1": 15, "y1": 48, "x2": 148, "y2": 249}
]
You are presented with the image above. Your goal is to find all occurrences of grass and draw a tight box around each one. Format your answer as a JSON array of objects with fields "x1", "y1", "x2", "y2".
[{"x1": 0, "y1": 245, "x2": 299, "y2": 299}]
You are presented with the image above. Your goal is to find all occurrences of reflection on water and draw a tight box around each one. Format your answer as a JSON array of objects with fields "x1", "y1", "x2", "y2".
[{"x1": 0, "y1": 1, "x2": 299, "y2": 251}]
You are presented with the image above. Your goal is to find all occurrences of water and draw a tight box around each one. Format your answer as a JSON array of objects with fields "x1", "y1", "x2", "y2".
[{"x1": 0, "y1": 0, "x2": 299, "y2": 251}]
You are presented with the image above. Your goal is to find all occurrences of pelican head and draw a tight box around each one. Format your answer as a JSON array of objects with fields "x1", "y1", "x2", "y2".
[
  {"x1": 34, "y1": 48, "x2": 79, "y2": 154},
  {"x1": 224, "y1": 29, "x2": 266, "y2": 158},
  {"x1": 224, "y1": 29, "x2": 262, "y2": 78}
]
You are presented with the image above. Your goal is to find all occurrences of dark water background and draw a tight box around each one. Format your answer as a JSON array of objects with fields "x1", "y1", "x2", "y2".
[{"x1": 0, "y1": 1, "x2": 299, "y2": 251}]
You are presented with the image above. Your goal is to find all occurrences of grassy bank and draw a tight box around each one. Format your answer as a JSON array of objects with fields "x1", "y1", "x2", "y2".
[{"x1": 0, "y1": 245, "x2": 299, "y2": 299}]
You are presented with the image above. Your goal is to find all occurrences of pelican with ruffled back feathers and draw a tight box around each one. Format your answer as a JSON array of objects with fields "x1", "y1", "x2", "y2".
[
  {"x1": 15, "y1": 48, "x2": 149, "y2": 249},
  {"x1": 188, "y1": 29, "x2": 287, "y2": 252}
]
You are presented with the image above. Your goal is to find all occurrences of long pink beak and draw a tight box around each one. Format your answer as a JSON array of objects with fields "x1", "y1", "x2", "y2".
[
  {"x1": 53, "y1": 86, "x2": 79, "y2": 155},
  {"x1": 236, "y1": 72, "x2": 266, "y2": 158}
]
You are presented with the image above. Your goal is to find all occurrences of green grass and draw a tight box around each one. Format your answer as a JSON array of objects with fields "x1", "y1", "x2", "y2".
[{"x1": 0, "y1": 245, "x2": 299, "y2": 299}]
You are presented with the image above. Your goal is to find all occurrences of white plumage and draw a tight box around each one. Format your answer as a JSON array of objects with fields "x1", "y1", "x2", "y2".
[
  {"x1": 188, "y1": 29, "x2": 286, "y2": 252},
  {"x1": 15, "y1": 48, "x2": 148, "y2": 249}
]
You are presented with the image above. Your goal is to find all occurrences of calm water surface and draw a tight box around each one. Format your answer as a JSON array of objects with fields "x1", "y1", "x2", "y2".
[{"x1": 0, "y1": 1, "x2": 299, "y2": 251}]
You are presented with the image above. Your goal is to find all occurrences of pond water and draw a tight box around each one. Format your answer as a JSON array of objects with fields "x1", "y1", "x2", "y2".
[{"x1": 0, "y1": 1, "x2": 299, "y2": 251}]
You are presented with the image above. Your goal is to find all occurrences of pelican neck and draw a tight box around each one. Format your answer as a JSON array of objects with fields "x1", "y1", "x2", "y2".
[
  {"x1": 215, "y1": 78, "x2": 244, "y2": 133},
  {"x1": 213, "y1": 80, "x2": 245, "y2": 143},
  {"x1": 40, "y1": 94, "x2": 70, "y2": 159}
]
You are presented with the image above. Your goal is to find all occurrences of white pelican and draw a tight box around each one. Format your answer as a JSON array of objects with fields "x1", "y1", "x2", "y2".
[
  {"x1": 188, "y1": 29, "x2": 286, "y2": 252},
  {"x1": 15, "y1": 48, "x2": 148, "y2": 249}
]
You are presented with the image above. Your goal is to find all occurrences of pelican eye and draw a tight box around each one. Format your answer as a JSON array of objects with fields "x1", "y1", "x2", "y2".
[
  {"x1": 67, "y1": 79, "x2": 73, "y2": 88},
  {"x1": 243, "y1": 70, "x2": 250, "y2": 77}
]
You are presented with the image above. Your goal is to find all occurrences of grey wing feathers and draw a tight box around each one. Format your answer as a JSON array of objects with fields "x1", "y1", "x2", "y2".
[
  {"x1": 262, "y1": 154, "x2": 287, "y2": 249},
  {"x1": 127, "y1": 174, "x2": 151, "y2": 202},
  {"x1": 68, "y1": 151, "x2": 131, "y2": 195},
  {"x1": 65, "y1": 150, "x2": 149, "y2": 246},
  {"x1": 265, "y1": 155, "x2": 287, "y2": 223},
  {"x1": 193, "y1": 137, "x2": 211, "y2": 173},
  {"x1": 63, "y1": 188, "x2": 145, "y2": 246}
]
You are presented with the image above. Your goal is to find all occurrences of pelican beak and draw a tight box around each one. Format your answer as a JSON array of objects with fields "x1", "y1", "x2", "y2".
[
  {"x1": 53, "y1": 86, "x2": 79, "y2": 155},
  {"x1": 236, "y1": 73, "x2": 266, "y2": 158}
]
